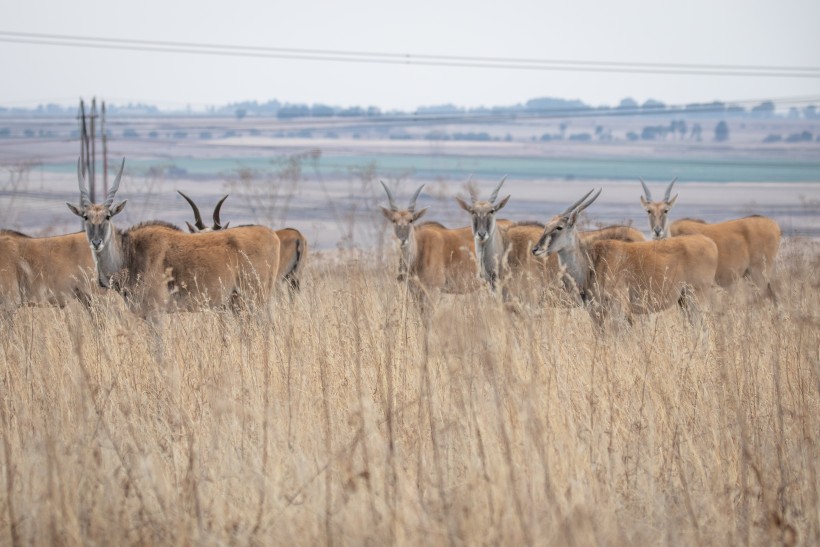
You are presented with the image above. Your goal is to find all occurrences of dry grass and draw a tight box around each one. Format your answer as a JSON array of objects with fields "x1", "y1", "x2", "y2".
[{"x1": 0, "y1": 239, "x2": 818, "y2": 546}]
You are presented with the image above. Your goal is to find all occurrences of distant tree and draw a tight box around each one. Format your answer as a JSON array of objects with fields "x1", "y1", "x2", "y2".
[
  {"x1": 626, "y1": 131, "x2": 639, "y2": 141},
  {"x1": 751, "y1": 101, "x2": 775, "y2": 117},
  {"x1": 0, "y1": 128, "x2": 10, "y2": 137},
  {"x1": 123, "y1": 129, "x2": 139, "y2": 139},
  {"x1": 23, "y1": 129, "x2": 34, "y2": 137},
  {"x1": 787, "y1": 107, "x2": 800, "y2": 119},
  {"x1": 235, "y1": 108, "x2": 247, "y2": 120},
  {"x1": 200, "y1": 131, "x2": 212, "y2": 139},
  {"x1": 617, "y1": 97, "x2": 639, "y2": 110},
  {"x1": 714, "y1": 121, "x2": 729, "y2": 142},
  {"x1": 785, "y1": 131, "x2": 813, "y2": 142},
  {"x1": 569, "y1": 132, "x2": 592, "y2": 141},
  {"x1": 691, "y1": 123, "x2": 702, "y2": 141},
  {"x1": 677, "y1": 120, "x2": 687, "y2": 139},
  {"x1": 803, "y1": 105, "x2": 817, "y2": 119},
  {"x1": 641, "y1": 99, "x2": 666, "y2": 110},
  {"x1": 148, "y1": 131, "x2": 159, "y2": 139},
  {"x1": 311, "y1": 104, "x2": 334, "y2": 117},
  {"x1": 762, "y1": 134, "x2": 782, "y2": 143}
]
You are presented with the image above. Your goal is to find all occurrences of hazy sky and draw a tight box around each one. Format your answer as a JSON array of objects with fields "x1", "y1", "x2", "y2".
[{"x1": 1, "y1": 0, "x2": 819, "y2": 111}]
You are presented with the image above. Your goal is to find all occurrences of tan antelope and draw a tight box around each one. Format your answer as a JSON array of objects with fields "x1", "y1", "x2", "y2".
[
  {"x1": 178, "y1": 191, "x2": 307, "y2": 292},
  {"x1": 66, "y1": 159, "x2": 281, "y2": 318},
  {"x1": 533, "y1": 189, "x2": 718, "y2": 330},
  {"x1": 455, "y1": 177, "x2": 645, "y2": 300},
  {"x1": 639, "y1": 178, "x2": 780, "y2": 300},
  {"x1": 639, "y1": 177, "x2": 678, "y2": 239},
  {"x1": 380, "y1": 181, "x2": 483, "y2": 299},
  {"x1": 0, "y1": 229, "x2": 98, "y2": 316}
]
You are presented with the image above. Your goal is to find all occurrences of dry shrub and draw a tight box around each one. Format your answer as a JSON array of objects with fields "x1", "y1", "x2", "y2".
[{"x1": 0, "y1": 239, "x2": 817, "y2": 546}]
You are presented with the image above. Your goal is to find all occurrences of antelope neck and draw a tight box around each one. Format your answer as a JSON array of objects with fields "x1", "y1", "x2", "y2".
[
  {"x1": 555, "y1": 232, "x2": 591, "y2": 294},
  {"x1": 475, "y1": 224, "x2": 504, "y2": 282},
  {"x1": 93, "y1": 227, "x2": 126, "y2": 288},
  {"x1": 399, "y1": 227, "x2": 418, "y2": 276}
]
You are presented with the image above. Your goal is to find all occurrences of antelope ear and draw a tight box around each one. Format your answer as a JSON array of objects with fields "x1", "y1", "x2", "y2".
[
  {"x1": 66, "y1": 202, "x2": 84, "y2": 218},
  {"x1": 110, "y1": 200, "x2": 127, "y2": 217},
  {"x1": 412, "y1": 207, "x2": 428, "y2": 221},
  {"x1": 494, "y1": 194, "x2": 511, "y2": 212},
  {"x1": 380, "y1": 206, "x2": 394, "y2": 220},
  {"x1": 666, "y1": 194, "x2": 678, "y2": 208},
  {"x1": 185, "y1": 221, "x2": 198, "y2": 233},
  {"x1": 455, "y1": 196, "x2": 472, "y2": 213},
  {"x1": 223, "y1": 221, "x2": 230, "y2": 229}
]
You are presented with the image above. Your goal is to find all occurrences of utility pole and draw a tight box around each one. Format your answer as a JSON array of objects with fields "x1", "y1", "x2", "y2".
[
  {"x1": 101, "y1": 100, "x2": 108, "y2": 196},
  {"x1": 89, "y1": 97, "x2": 98, "y2": 203},
  {"x1": 77, "y1": 99, "x2": 87, "y2": 179}
]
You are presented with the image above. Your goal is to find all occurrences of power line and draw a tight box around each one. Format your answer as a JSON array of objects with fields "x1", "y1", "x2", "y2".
[{"x1": 2, "y1": 30, "x2": 820, "y2": 78}]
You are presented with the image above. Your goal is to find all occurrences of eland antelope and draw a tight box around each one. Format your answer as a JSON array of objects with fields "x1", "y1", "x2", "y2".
[
  {"x1": 380, "y1": 181, "x2": 484, "y2": 299},
  {"x1": 67, "y1": 159, "x2": 281, "y2": 317},
  {"x1": 0, "y1": 229, "x2": 97, "y2": 315},
  {"x1": 639, "y1": 178, "x2": 780, "y2": 300},
  {"x1": 178, "y1": 191, "x2": 307, "y2": 292},
  {"x1": 456, "y1": 177, "x2": 647, "y2": 300},
  {"x1": 533, "y1": 189, "x2": 718, "y2": 330}
]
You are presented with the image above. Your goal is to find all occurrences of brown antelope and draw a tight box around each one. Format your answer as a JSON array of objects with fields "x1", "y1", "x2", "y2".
[
  {"x1": 0, "y1": 228, "x2": 97, "y2": 315},
  {"x1": 639, "y1": 178, "x2": 780, "y2": 300},
  {"x1": 639, "y1": 177, "x2": 678, "y2": 239},
  {"x1": 66, "y1": 159, "x2": 281, "y2": 317},
  {"x1": 380, "y1": 181, "x2": 482, "y2": 297},
  {"x1": 533, "y1": 189, "x2": 718, "y2": 330},
  {"x1": 455, "y1": 176, "x2": 518, "y2": 293},
  {"x1": 178, "y1": 191, "x2": 307, "y2": 292},
  {"x1": 455, "y1": 177, "x2": 644, "y2": 299}
]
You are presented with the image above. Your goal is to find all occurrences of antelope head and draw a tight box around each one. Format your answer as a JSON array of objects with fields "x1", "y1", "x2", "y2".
[
  {"x1": 455, "y1": 176, "x2": 510, "y2": 242},
  {"x1": 639, "y1": 177, "x2": 678, "y2": 239},
  {"x1": 178, "y1": 191, "x2": 230, "y2": 233},
  {"x1": 380, "y1": 181, "x2": 428, "y2": 248},
  {"x1": 532, "y1": 189, "x2": 601, "y2": 257},
  {"x1": 66, "y1": 158, "x2": 127, "y2": 254}
]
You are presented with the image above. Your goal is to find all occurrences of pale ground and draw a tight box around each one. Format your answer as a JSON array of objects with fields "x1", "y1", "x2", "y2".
[{"x1": 1, "y1": 169, "x2": 818, "y2": 250}]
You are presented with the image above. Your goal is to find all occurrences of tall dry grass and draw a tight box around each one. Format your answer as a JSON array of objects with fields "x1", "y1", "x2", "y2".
[{"x1": 0, "y1": 239, "x2": 818, "y2": 546}]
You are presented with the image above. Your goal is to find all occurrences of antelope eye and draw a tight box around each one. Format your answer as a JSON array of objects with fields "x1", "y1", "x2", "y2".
[
  {"x1": 555, "y1": 225, "x2": 563, "y2": 231},
  {"x1": 646, "y1": 210, "x2": 651, "y2": 214},
  {"x1": 663, "y1": 209, "x2": 669, "y2": 214}
]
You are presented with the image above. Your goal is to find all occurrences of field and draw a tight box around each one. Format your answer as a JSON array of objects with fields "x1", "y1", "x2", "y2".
[
  {"x1": 1, "y1": 236, "x2": 818, "y2": 545},
  {"x1": 1, "y1": 110, "x2": 819, "y2": 545}
]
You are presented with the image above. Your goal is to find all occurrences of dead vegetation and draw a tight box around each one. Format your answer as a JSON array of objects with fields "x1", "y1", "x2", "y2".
[{"x1": 0, "y1": 238, "x2": 817, "y2": 546}]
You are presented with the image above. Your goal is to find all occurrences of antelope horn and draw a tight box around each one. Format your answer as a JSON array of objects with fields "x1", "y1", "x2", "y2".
[
  {"x1": 488, "y1": 175, "x2": 507, "y2": 204},
  {"x1": 576, "y1": 188, "x2": 602, "y2": 214},
  {"x1": 561, "y1": 188, "x2": 596, "y2": 216},
  {"x1": 408, "y1": 184, "x2": 425, "y2": 213},
  {"x1": 380, "y1": 180, "x2": 397, "y2": 211},
  {"x1": 664, "y1": 177, "x2": 678, "y2": 202},
  {"x1": 177, "y1": 190, "x2": 206, "y2": 230},
  {"x1": 467, "y1": 174, "x2": 477, "y2": 203},
  {"x1": 213, "y1": 194, "x2": 229, "y2": 229},
  {"x1": 76, "y1": 157, "x2": 91, "y2": 206},
  {"x1": 103, "y1": 158, "x2": 126, "y2": 207},
  {"x1": 639, "y1": 178, "x2": 652, "y2": 201}
]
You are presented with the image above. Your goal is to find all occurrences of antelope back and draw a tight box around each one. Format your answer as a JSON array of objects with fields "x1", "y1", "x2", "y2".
[
  {"x1": 670, "y1": 215, "x2": 780, "y2": 287},
  {"x1": 122, "y1": 223, "x2": 281, "y2": 311}
]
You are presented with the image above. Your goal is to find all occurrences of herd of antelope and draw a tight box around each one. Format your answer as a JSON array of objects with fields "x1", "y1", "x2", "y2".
[{"x1": 0, "y1": 158, "x2": 781, "y2": 332}]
